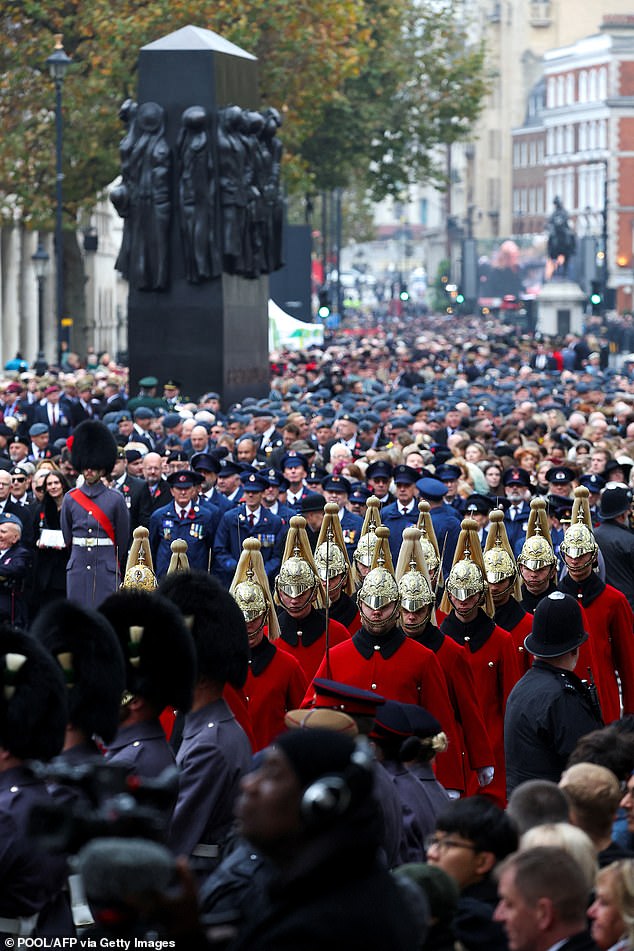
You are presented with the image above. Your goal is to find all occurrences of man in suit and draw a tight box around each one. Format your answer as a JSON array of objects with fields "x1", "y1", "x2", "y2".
[
  {"x1": 132, "y1": 407, "x2": 157, "y2": 451},
  {"x1": 33, "y1": 383, "x2": 72, "y2": 442},
  {"x1": 110, "y1": 447, "x2": 153, "y2": 544},
  {"x1": 68, "y1": 378, "x2": 97, "y2": 427},
  {"x1": 494, "y1": 846, "x2": 598, "y2": 951},
  {"x1": 502, "y1": 467, "x2": 533, "y2": 553},
  {"x1": 142, "y1": 451, "x2": 172, "y2": 512},
  {"x1": 381, "y1": 465, "x2": 422, "y2": 567},
  {"x1": 191, "y1": 452, "x2": 233, "y2": 515},
  {"x1": 365, "y1": 460, "x2": 395, "y2": 507},
  {"x1": 28, "y1": 422, "x2": 54, "y2": 462},
  {"x1": 252, "y1": 408, "x2": 284, "y2": 463},
  {"x1": 430, "y1": 406, "x2": 467, "y2": 447},
  {"x1": 213, "y1": 470, "x2": 286, "y2": 588},
  {"x1": 282, "y1": 451, "x2": 319, "y2": 511}
]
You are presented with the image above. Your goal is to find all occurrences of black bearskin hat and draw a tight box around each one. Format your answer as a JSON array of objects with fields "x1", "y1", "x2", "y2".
[
  {"x1": 30, "y1": 600, "x2": 126, "y2": 745},
  {"x1": 99, "y1": 590, "x2": 196, "y2": 713},
  {"x1": 160, "y1": 571, "x2": 249, "y2": 689},
  {"x1": 0, "y1": 624, "x2": 67, "y2": 760},
  {"x1": 71, "y1": 419, "x2": 118, "y2": 474}
]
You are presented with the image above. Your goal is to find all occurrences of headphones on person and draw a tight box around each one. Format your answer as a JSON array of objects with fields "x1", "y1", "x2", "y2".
[{"x1": 299, "y1": 736, "x2": 374, "y2": 827}]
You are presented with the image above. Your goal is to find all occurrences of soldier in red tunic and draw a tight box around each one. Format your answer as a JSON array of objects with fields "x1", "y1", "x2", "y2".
[
  {"x1": 440, "y1": 518, "x2": 521, "y2": 807},
  {"x1": 307, "y1": 526, "x2": 466, "y2": 795},
  {"x1": 558, "y1": 486, "x2": 634, "y2": 724},
  {"x1": 230, "y1": 537, "x2": 308, "y2": 751},
  {"x1": 275, "y1": 515, "x2": 350, "y2": 681},
  {"x1": 396, "y1": 526, "x2": 495, "y2": 797},
  {"x1": 314, "y1": 502, "x2": 361, "y2": 634},
  {"x1": 483, "y1": 510, "x2": 533, "y2": 674}
]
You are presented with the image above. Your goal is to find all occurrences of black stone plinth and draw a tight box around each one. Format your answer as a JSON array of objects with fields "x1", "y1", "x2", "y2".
[{"x1": 127, "y1": 26, "x2": 269, "y2": 404}]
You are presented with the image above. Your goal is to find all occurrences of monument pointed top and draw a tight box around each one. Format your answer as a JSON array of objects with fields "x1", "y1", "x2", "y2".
[{"x1": 142, "y1": 25, "x2": 256, "y2": 60}]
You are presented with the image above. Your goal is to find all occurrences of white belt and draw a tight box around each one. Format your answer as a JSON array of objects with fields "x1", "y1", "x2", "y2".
[
  {"x1": 192, "y1": 843, "x2": 220, "y2": 859},
  {"x1": 72, "y1": 537, "x2": 113, "y2": 548},
  {"x1": 0, "y1": 913, "x2": 38, "y2": 936}
]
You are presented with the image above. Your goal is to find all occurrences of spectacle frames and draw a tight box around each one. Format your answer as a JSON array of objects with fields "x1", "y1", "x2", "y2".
[
  {"x1": 11, "y1": 477, "x2": 26, "y2": 483},
  {"x1": 424, "y1": 834, "x2": 478, "y2": 853}
]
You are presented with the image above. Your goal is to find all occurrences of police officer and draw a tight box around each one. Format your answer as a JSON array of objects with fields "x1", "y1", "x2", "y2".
[
  {"x1": 149, "y1": 469, "x2": 219, "y2": 578},
  {"x1": 321, "y1": 474, "x2": 363, "y2": 561},
  {"x1": 213, "y1": 470, "x2": 286, "y2": 588},
  {"x1": 381, "y1": 465, "x2": 422, "y2": 566},
  {"x1": 504, "y1": 591, "x2": 603, "y2": 795}
]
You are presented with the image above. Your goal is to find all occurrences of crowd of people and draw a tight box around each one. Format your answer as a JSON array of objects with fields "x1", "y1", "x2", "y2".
[{"x1": 3, "y1": 312, "x2": 634, "y2": 945}]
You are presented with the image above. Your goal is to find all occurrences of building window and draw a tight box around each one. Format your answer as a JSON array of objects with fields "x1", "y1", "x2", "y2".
[
  {"x1": 598, "y1": 66, "x2": 607, "y2": 100},
  {"x1": 520, "y1": 142, "x2": 527, "y2": 166},
  {"x1": 538, "y1": 140, "x2": 544, "y2": 163},
  {"x1": 589, "y1": 69, "x2": 597, "y2": 102},
  {"x1": 579, "y1": 122, "x2": 586, "y2": 152},
  {"x1": 557, "y1": 76, "x2": 565, "y2": 106},
  {"x1": 529, "y1": 141, "x2": 536, "y2": 165},
  {"x1": 547, "y1": 77, "x2": 555, "y2": 108},
  {"x1": 579, "y1": 71, "x2": 587, "y2": 103},
  {"x1": 546, "y1": 128, "x2": 554, "y2": 155},
  {"x1": 566, "y1": 74, "x2": 575, "y2": 104}
]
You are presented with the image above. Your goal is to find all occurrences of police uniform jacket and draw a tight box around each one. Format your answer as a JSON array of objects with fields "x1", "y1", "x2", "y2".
[
  {"x1": 201, "y1": 485, "x2": 235, "y2": 516},
  {"x1": 504, "y1": 659, "x2": 603, "y2": 794},
  {"x1": 595, "y1": 519, "x2": 634, "y2": 612},
  {"x1": 338, "y1": 508, "x2": 364, "y2": 561},
  {"x1": 150, "y1": 500, "x2": 219, "y2": 579},
  {"x1": 381, "y1": 501, "x2": 419, "y2": 565},
  {"x1": 213, "y1": 505, "x2": 286, "y2": 588},
  {"x1": 245, "y1": 635, "x2": 309, "y2": 751},
  {"x1": 441, "y1": 610, "x2": 521, "y2": 806},
  {"x1": 559, "y1": 571, "x2": 634, "y2": 724},
  {"x1": 168, "y1": 698, "x2": 252, "y2": 863},
  {"x1": 410, "y1": 624, "x2": 496, "y2": 795},
  {"x1": 276, "y1": 607, "x2": 351, "y2": 682},
  {"x1": 380, "y1": 759, "x2": 444, "y2": 859},
  {"x1": 308, "y1": 626, "x2": 465, "y2": 794},
  {"x1": 0, "y1": 766, "x2": 73, "y2": 936},
  {"x1": 61, "y1": 482, "x2": 130, "y2": 608},
  {"x1": 503, "y1": 499, "x2": 531, "y2": 551},
  {"x1": 285, "y1": 486, "x2": 320, "y2": 512}
]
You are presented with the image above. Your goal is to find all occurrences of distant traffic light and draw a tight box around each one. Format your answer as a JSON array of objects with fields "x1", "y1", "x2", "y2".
[
  {"x1": 399, "y1": 283, "x2": 410, "y2": 302},
  {"x1": 317, "y1": 286, "x2": 331, "y2": 319},
  {"x1": 589, "y1": 280, "x2": 603, "y2": 315},
  {"x1": 456, "y1": 292, "x2": 465, "y2": 305}
]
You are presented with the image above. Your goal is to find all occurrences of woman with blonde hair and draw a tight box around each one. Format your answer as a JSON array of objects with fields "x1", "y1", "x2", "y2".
[
  {"x1": 589, "y1": 860, "x2": 634, "y2": 951},
  {"x1": 520, "y1": 822, "x2": 598, "y2": 894}
]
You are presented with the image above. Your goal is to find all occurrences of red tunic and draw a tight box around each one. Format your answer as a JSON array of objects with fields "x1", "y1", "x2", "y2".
[
  {"x1": 441, "y1": 610, "x2": 521, "y2": 807},
  {"x1": 307, "y1": 626, "x2": 467, "y2": 793},
  {"x1": 494, "y1": 599, "x2": 534, "y2": 675},
  {"x1": 560, "y1": 575, "x2": 634, "y2": 724},
  {"x1": 411, "y1": 625, "x2": 495, "y2": 794},
  {"x1": 245, "y1": 636, "x2": 309, "y2": 751},
  {"x1": 276, "y1": 607, "x2": 351, "y2": 682}
]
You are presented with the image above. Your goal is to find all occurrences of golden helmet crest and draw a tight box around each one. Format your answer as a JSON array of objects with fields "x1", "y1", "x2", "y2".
[
  {"x1": 233, "y1": 578, "x2": 267, "y2": 622},
  {"x1": 121, "y1": 546, "x2": 157, "y2": 592},
  {"x1": 560, "y1": 522, "x2": 597, "y2": 558},
  {"x1": 277, "y1": 555, "x2": 316, "y2": 597},
  {"x1": 353, "y1": 531, "x2": 377, "y2": 568},
  {"x1": 483, "y1": 545, "x2": 516, "y2": 583},
  {"x1": 314, "y1": 541, "x2": 348, "y2": 581},
  {"x1": 446, "y1": 555, "x2": 485, "y2": 601},
  {"x1": 398, "y1": 570, "x2": 434, "y2": 611},
  {"x1": 358, "y1": 566, "x2": 399, "y2": 609},
  {"x1": 517, "y1": 533, "x2": 556, "y2": 569},
  {"x1": 419, "y1": 536, "x2": 440, "y2": 574}
]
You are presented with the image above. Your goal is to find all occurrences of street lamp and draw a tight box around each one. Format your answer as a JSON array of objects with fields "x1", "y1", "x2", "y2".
[
  {"x1": 31, "y1": 242, "x2": 50, "y2": 357},
  {"x1": 45, "y1": 34, "x2": 71, "y2": 366}
]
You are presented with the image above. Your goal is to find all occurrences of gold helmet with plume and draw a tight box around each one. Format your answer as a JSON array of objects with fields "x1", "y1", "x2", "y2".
[
  {"x1": 314, "y1": 502, "x2": 354, "y2": 596},
  {"x1": 417, "y1": 500, "x2": 441, "y2": 576},
  {"x1": 357, "y1": 526, "x2": 399, "y2": 609},
  {"x1": 275, "y1": 515, "x2": 324, "y2": 608},
  {"x1": 353, "y1": 495, "x2": 382, "y2": 569},
  {"x1": 121, "y1": 527, "x2": 157, "y2": 591},
  {"x1": 395, "y1": 527, "x2": 435, "y2": 615},
  {"x1": 560, "y1": 486, "x2": 598, "y2": 559},
  {"x1": 230, "y1": 537, "x2": 281, "y2": 640},
  {"x1": 441, "y1": 517, "x2": 494, "y2": 616},
  {"x1": 517, "y1": 498, "x2": 556, "y2": 569},
  {"x1": 483, "y1": 509, "x2": 521, "y2": 599}
]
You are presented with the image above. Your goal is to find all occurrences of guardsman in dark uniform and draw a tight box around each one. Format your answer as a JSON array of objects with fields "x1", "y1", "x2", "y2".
[
  {"x1": 502, "y1": 467, "x2": 533, "y2": 553},
  {"x1": 159, "y1": 572, "x2": 252, "y2": 874},
  {"x1": 504, "y1": 592, "x2": 604, "y2": 794},
  {"x1": 149, "y1": 469, "x2": 219, "y2": 579},
  {"x1": 60, "y1": 420, "x2": 130, "y2": 607},
  {"x1": 381, "y1": 465, "x2": 421, "y2": 566},
  {"x1": 321, "y1": 473, "x2": 364, "y2": 561},
  {"x1": 261, "y1": 468, "x2": 294, "y2": 525},
  {"x1": 213, "y1": 470, "x2": 286, "y2": 589},
  {"x1": 99, "y1": 588, "x2": 196, "y2": 779},
  {"x1": 365, "y1": 460, "x2": 395, "y2": 508},
  {"x1": 0, "y1": 626, "x2": 73, "y2": 936},
  {"x1": 417, "y1": 476, "x2": 461, "y2": 581},
  {"x1": 191, "y1": 452, "x2": 234, "y2": 515}
]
